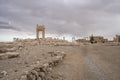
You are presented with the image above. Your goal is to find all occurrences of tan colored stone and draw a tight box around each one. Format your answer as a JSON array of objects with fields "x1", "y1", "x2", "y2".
[
  {"x1": 36, "y1": 24, "x2": 45, "y2": 40},
  {"x1": 0, "y1": 52, "x2": 19, "y2": 60},
  {"x1": 0, "y1": 53, "x2": 8, "y2": 60},
  {"x1": 7, "y1": 52, "x2": 19, "y2": 58}
]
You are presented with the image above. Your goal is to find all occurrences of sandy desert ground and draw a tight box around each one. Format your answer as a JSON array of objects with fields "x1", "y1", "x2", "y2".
[{"x1": 0, "y1": 41, "x2": 120, "y2": 80}]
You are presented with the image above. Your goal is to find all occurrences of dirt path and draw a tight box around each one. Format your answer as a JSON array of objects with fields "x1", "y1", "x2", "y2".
[{"x1": 52, "y1": 45, "x2": 120, "y2": 80}]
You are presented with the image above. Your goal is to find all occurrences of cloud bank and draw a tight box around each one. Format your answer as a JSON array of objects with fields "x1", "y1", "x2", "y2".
[{"x1": 0, "y1": 0, "x2": 120, "y2": 40}]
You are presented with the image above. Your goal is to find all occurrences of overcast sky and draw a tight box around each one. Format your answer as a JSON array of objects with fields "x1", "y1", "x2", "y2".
[{"x1": 0, "y1": 0, "x2": 120, "y2": 41}]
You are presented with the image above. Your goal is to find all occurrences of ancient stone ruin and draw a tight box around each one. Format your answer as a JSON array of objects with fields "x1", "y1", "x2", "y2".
[
  {"x1": 114, "y1": 35, "x2": 120, "y2": 42},
  {"x1": 36, "y1": 24, "x2": 45, "y2": 40},
  {"x1": 19, "y1": 51, "x2": 66, "y2": 80}
]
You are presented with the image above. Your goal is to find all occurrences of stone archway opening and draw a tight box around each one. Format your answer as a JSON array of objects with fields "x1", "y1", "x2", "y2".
[{"x1": 36, "y1": 24, "x2": 45, "y2": 40}]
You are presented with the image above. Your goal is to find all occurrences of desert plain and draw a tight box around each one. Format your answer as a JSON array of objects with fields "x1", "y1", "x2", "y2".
[{"x1": 0, "y1": 39, "x2": 120, "y2": 80}]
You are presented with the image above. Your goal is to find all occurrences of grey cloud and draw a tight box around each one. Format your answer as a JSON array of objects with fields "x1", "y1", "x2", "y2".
[
  {"x1": 0, "y1": 21, "x2": 21, "y2": 31},
  {"x1": 0, "y1": 0, "x2": 120, "y2": 38},
  {"x1": 0, "y1": 25, "x2": 17, "y2": 30}
]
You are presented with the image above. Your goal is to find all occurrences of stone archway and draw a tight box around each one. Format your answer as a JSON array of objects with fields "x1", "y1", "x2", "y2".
[{"x1": 36, "y1": 24, "x2": 45, "y2": 40}]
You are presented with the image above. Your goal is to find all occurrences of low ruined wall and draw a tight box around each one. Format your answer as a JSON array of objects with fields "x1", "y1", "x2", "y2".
[
  {"x1": 0, "y1": 42, "x2": 21, "y2": 60},
  {"x1": 19, "y1": 51, "x2": 66, "y2": 80}
]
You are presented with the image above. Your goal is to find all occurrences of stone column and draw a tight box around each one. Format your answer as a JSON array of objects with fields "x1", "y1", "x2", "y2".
[
  {"x1": 42, "y1": 29, "x2": 45, "y2": 40},
  {"x1": 36, "y1": 25, "x2": 39, "y2": 40}
]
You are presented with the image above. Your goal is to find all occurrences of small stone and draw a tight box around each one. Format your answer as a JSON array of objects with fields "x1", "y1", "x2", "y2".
[
  {"x1": 14, "y1": 69, "x2": 18, "y2": 72},
  {"x1": 43, "y1": 63, "x2": 49, "y2": 68},
  {"x1": 1, "y1": 71, "x2": 7, "y2": 76},
  {"x1": 20, "y1": 75, "x2": 27, "y2": 80},
  {"x1": 61, "y1": 51, "x2": 65, "y2": 54},
  {"x1": 7, "y1": 52, "x2": 19, "y2": 58},
  {"x1": 34, "y1": 56, "x2": 37, "y2": 58},
  {"x1": 23, "y1": 71, "x2": 28, "y2": 75},
  {"x1": 39, "y1": 72, "x2": 45, "y2": 78},
  {"x1": 36, "y1": 61, "x2": 40, "y2": 64},
  {"x1": 47, "y1": 67, "x2": 52, "y2": 72},
  {"x1": 0, "y1": 71, "x2": 7, "y2": 78},
  {"x1": 25, "y1": 65, "x2": 29, "y2": 67},
  {"x1": 56, "y1": 51, "x2": 60, "y2": 52},
  {"x1": 0, "y1": 53, "x2": 8, "y2": 60},
  {"x1": 27, "y1": 70, "x2": 38, "y2": 80},
  {"x1": 24, "y1": 61, "x2": 28, "y2": 64},
  {"x1": 19, "y1": 47, "x2": 22, "y2": 50},
  {"x1": 38, "y1": 77, "x2": 42, "y2": 80}
]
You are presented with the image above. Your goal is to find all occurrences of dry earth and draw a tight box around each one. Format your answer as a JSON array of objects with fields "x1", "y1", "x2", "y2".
[{"x1": 0, "y1": 43, "x2": 120, "y2": 80}]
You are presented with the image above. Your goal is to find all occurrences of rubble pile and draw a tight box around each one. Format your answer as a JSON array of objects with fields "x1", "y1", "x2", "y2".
[
  {"x1": 19, "y1": 51, "x2": 66, "y2": 80},
  {"x1": 104, "y1": 42, "x2": 120, "y2": 46},
  {"x1": 0, "y1": 42, "x2": 21, "y2": 60},
  {"x1": 54, "y1": 42, "x2": 80, "y2": 46},
  {"x1": 13, "y1": 38, "x2": 79, "y2": 46},
  {"x1": 14, "y1": 39, "x2": 39, "y2": 47}
]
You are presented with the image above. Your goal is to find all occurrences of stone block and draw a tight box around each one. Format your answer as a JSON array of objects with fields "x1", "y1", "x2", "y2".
[{"x1": 0, "y1": 52, "x2": 19, "y2": 60}]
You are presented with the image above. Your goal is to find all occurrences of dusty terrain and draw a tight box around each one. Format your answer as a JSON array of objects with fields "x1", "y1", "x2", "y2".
[
  {"x1": 0, "y1": 42, "x2": 120, "y2": 80},
  {"x1": 52, "y1": 44, "x2": 120, "y2": 80}
]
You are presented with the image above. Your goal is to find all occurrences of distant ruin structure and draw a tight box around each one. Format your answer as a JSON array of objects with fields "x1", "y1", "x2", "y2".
[
  {"x1": 36, "y1": 24, "x2": 45, "y2": 40},
  {"x1": 114, "y1": 35, "x2": 120, "y2": 42},
  {"x1": 90, "y1": 36, "x2": 108, "y2": 43},
  {"x1": 76, "y1": 38, "x2": 89, "y2": 43}
]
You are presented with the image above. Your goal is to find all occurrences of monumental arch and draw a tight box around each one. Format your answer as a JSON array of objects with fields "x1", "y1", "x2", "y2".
[{"x1": 36, "y1": 24, "x2": 45, "y2": 40}]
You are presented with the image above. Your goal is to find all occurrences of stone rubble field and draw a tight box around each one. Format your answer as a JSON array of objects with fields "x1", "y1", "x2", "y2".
[{"x1": 0, "y1": 40, "x2": 120, "y2": 80}]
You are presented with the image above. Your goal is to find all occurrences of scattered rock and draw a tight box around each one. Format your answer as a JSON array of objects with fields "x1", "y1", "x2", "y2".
[
  {"x1": 6, "y1": 47, "x2": 18, "y2": 52},
  {"x1": 20, "y1": 75, "x2": 27, "y2": 80},
  {"x1": 0, "y1": 52, "x2": 19, "y2": 60},
  {"x1": 14, "y1": 69, "x2": 18, "y2": 72},
  {"x1": 0, "y1": 53, "x2": 8, "y2": 60},
  {"x1": 36, "y1": 61, "x2": 40, "y2": 64},
  {"x1": 7, "y1": 52, "x2": 19, "y2": 58},
  {"x1": 22, "y1": 51, "x2": 66, "y2": 80},
  {"x1": 24, "y1": 61, "x2": 28, "y2": 64},
  {"x1": 24, "y1": 71, "x2": 29, "y2": 75},
  {"x1": 48, "y1": 51, "x2": 58, "y2": 57},
  {"x1": 0, "y1": 71, "x2": 7, "y2": 78}
]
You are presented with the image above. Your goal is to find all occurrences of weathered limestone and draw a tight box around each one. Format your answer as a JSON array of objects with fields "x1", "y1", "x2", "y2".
[
  {"x1": 0, "y1": 42, "x2": 20, "y2": 60},
  {"x1": 89, "y1": 35, "x2": 108, "y2": 43},
  {"x1": 7, "y1": 52, "x2": 19, "y2": 58},
  {"x1": 19, "y1": 51, "x2": 66, "y2": 80},
  {"x1": 0, "y1": 71, "x2": 7, "y2": 78},
  {"x1": 0, "y1": 47, "x2": 18, "y2": 53},
  {"x1": 36, "y1": 24, "x2": 45, "y2": 40},
  {"x1": 0, "y1": 52, "x2": 19, "y2": 60}
]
